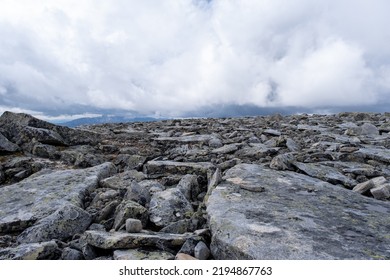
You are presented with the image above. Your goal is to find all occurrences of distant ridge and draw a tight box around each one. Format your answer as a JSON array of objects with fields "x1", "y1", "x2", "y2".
[{"x1": 59, "y1": 115, "x2": 160, "y2": 127}]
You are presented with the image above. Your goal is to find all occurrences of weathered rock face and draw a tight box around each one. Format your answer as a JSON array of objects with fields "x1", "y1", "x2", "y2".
[
  {"x1": 0, "y1": 163, "x2": 116, "y2": 233},
  {"x1": 1, "y1": 111, "x2": 390, "y2": 260},
  {"x1": 207, "y1": 164, "x2": 390, "y2": 259}
]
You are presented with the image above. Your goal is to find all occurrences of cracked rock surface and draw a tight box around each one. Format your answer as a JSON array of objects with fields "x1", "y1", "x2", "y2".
[{"x1": 1, "y1": 111, "x2": 390, "y2": 259}]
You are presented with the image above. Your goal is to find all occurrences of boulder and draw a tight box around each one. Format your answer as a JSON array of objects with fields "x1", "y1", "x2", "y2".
[
  {"x1": 113, "y1": 201, "x2": 149, "y2": 230},
  {"x1": 0, "y1": 162, "x2": 116, "y2": 233},
  {"x1": 0, "y1": 241, "x2": 60, "y2": 260},
  {"x1": 84, "y1": 230, "x2": 192, "y2": 250},
  {"x1": 17, "y1": 204, "x2": 92, "y2": 243},
  {"x1": 143, "y1": 160, "x2": 215, "y2": 182},
  {"x1": 293, "y1": 162, "x2": 356, "y2": 188},
  {"x1": 149, "y1": 188, "x2": 194, "y2": 227},
  {"x1": 207, "y1": 164, "x2": 390, "y2": 259},
  {"x1": 176, "y1": 174, "x2": 200, "y2": 201},
  {"x1": 125, "y1": 219, "x2": 143, "y2": 233},
  {"x1": 0, "y1": 132, "x2": 20, "y2": 154}
]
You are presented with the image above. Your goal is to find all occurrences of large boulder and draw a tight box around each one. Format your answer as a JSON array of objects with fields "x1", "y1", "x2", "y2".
[
  {"x1": 149, "y1": 188, "x2": 194, "y2": 227},
  {"x1": 0, "y1": 111, "x2": 99, "y2": 147},
  {"x1": 0, "y1": 132, "x2": 20, "y2": 154},
  {"x1": 0, "y1": 241, "x2": 60, "y2": 260},
  {"x1": 207, "y1": 164, "x2": 390, "y2": 259},
  {"x1": 84, "y1": 230, "x2": 192, "y2": 250},
  {"x1": 0, "y1": 162, "x2": 116, "y2": 233},
  {"x1": 17, "y1": 204, "x2": 92, "y2": 243}
]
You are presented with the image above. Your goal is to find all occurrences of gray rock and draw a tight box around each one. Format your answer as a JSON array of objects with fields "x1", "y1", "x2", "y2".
[
  {"x1": 113, "y1": 201, "x2": 149, "y2": 230},
  {"x1": 0, "y1": 111, "x2": 98, "y2": 146},
  {"x1": 270, "y1": 153, "x2": 296, "y2": 171},
  {"x1": 212, "y1": 144, "x2": 239, "y2": 154},
  {"x1": 0, "y1": 162, "x2": 116, "y2": 233},
  {"x1": 154, "y1": 134, "x2": 217, "y2": 144},
  {"x1": 207, "y1": 164, "x2": 390, "y2": 259},
  {"x1": 263, "y1": 129, "x2": 281, "y2": 136},
  {"x1": 143, "y1": 160, "x2": 215, "y2": 182},
  {"x1": 293, "y1": 162, "x2": 357, "y2": 188},
  {"x1": 31, "y1": 143, "x2": 58, "y2": 159},
  {"x1": 138, "y1": 180, "x2": 166, "y2": 195},
  {"x1": 370, "y1": 184, "x2": 390, "y2": 200},
  {"x1": 113, "y1": 249, "x2": 174, "y2": 260},
  {"x1": 125, "y1": 218, "x2": 143, "y2": 233},
  {"x1": 159, "y1": 219, "x2": 194, "y2": 234},
  {"x1": 149, "y1": 188, "x2": 194, "y2": 227},
  {"x1": 177, "y1": 174, "x2": 200, "y2": 201},
  {"x1": 0, "y1": 132, "x2": 20, "y2": 154},
  {"x1": 286, "y1": 138, "x2": 300, "y2": 152},
  {"x1": 356, "y1": 147, "x2": 390, "y2": 163},
  {"x1": 0, "y1": 241, "x2": 60, "y2": 260},
  {"x1": 353, "y1": 177, "x2": 387, "y2": 194},
  {"x1": 99, "y1": 170, "x2": 147, "y2": 189},
  {"x1": 208, "y1": 137, "x2": 223, "y2": 148},
  {"x1": 17, "y1": 204, "x2": 92, "y2": 243},
  {"x1": 178, "y1": 236, "x2": 203, "y2": 255},
  {"x1": 84, "y1": 230, "x2": 192, "y2": 250},
  {"x1": 360, "y1": 123, "x2": 379, "y2": 136},
  {"x1": 61, "y1": 247, "x2": 84, "y2": 260},
  {"x1": 194, "y1": 241, "x2": 210, "y2": 260},
  {"x1": 125, "y1": 181, "x2": 151, "y2": 207}
]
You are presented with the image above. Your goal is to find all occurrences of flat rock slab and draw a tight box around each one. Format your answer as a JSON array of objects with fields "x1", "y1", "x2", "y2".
[
  {"x1": 0, "y1": 162, "x2": 116, "y2": 233},
  {"x1": 207, "y1": 164, "x2": 390, "y2": 260},
  {"x1": 84, "y1": 230, "x2": 193, "y2": 250},
  {"x1": 0, "y1": 241, "x2": 60, "y2": 260},
  {"x1": 143, "y1": 160, "x2": 215, "y2": 179}
]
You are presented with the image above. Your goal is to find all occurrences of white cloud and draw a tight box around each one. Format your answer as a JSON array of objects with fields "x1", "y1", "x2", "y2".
[{"x1": 0, "y1": 0, "x2": 389, "y2": 117}]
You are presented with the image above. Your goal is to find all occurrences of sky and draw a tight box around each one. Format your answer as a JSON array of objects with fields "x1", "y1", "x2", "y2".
[{"x1": 1, "y1": 0, "x2": 390, "y2": 121}]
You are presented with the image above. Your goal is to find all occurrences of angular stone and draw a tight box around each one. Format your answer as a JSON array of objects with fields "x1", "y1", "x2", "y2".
[
  {"x1": 353, "y1": 177, "x2": 387, "y2": 194},
  {"x1": 113, "y1": 201, "x2": 149, "y2": 230},
  {"x1": 286, "y1": 138, "x2": 300, "y2": 152},
  {"x1": 0, "y1": 241, "x2": 60, "y2": 260},
  {"x1": 207, "y1": 164, "x2": 390, "y2": 259},
  {"x1": 370, "y1": 184, "x2": 390, "y2": 200},
  {"x1": 61, "y1": 247, "x2": 84, "y2": 260},
  {"x1": 293, "y1": 162, "x2": 356, "y2": 188},
  {"x1": 356, "y1": 147, "x2": 390, "y2": 163},
  {"x1": 125, "y1": 181, "x2": 151, "y2": 207},
  {"x1": 177, "y1": 174, "x2": 200, "y2": 201},
  {"x1": 194, "y1": 241, "x2": 210, "y2": 260},
  {"x1": 149, "y1": 188, "x2": 193, "y2": 227},
  {"x1": 154, "y1": 134, "x2": 217, "y2": 144},
  {"x1": 84, "y1": 230, "x2": 192, "y2": 250},
  {"x1": 270, "y1": 153, "x2": 296, "y2": 171},
  {"x1": 17, "y1": 204, "x2": 92, "y2": 243},
  {"x1": 212, "y1": 144, "x2": 239, "y2": 154},
  {"x1": 0, "y1": 162, "x2": 116, "y2": 233},
  {"x1": 143, "y1": 160, "x2": 215, "y2": 180},
  {"x1": 159, "y1": 219, "x2": 194, "y2": 234},
  {"x1": 360, "y1": 123, "x2": 379, "y2": 136},
  {"x1": 263, "y1": 129, "x2": 281, "y2": 136},
  {"x1": 99, "y1": 170, "x2": 146, "y2": 189},
  {"x1": 0, "y1": 132, "x2": 20, "y2": 154},
  {"x1": 113, "y1": 249, "x2": 174, "y2": 260},
  {"x1": 125, "y1": 218, "x2": 143, "y2": 233}
]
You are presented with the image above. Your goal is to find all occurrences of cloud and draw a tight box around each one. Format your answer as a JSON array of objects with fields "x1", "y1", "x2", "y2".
[{"x1": 0, "y1": 0, "x2": 389, "y2": 118}]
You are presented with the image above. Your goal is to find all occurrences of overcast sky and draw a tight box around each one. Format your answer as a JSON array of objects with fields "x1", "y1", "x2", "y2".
[{"x1": 1, "y1": 0, "x2": 390, "y2": 120}]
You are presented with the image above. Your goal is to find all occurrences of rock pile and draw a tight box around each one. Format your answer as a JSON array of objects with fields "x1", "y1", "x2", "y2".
[{"x1": 1, "y1": 111, "x2": 390, "y2": 259}]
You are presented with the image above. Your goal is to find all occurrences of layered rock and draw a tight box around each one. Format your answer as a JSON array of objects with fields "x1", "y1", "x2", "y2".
[{"x1": 0, "y1": 111, "x2": 389, "y2": 260}]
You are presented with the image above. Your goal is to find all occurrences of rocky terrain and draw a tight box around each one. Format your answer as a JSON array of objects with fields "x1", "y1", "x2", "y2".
[{"x1": 0, "y1": 111, "x2": 390, "y2": 260}]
